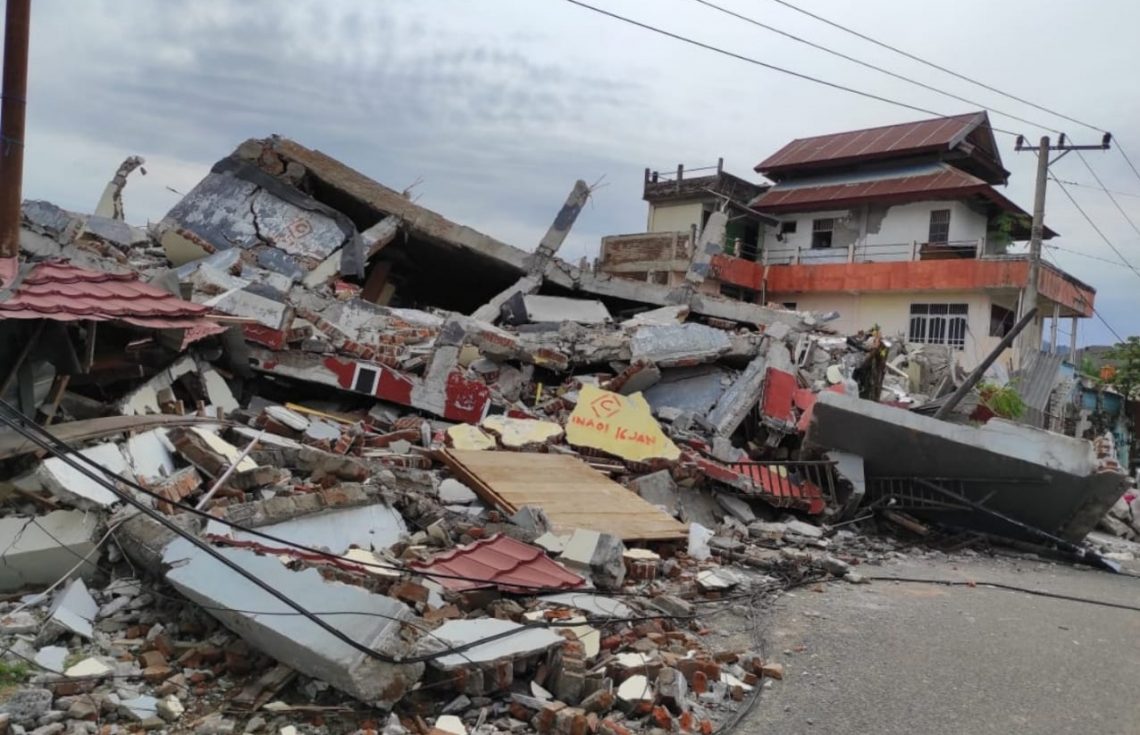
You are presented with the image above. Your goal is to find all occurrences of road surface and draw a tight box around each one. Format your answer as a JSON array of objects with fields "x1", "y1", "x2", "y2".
[{"x1": 721, "y1": 553, "x2": 1140, "y2": 735}]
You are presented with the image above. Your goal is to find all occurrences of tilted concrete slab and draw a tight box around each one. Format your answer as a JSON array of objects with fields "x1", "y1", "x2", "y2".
[
  {"x1": 204, "y1": 502, "x2": 406, "y2": 555},
  {"x1": 0, "y1": 511, "x2": 99, "y2": 592},
  {"x1": 805, "y1": 391, "x2": 1128, "y2": 541},
  {"x1": 162, "y1": 539, "x2": 423, "y2": 707}
]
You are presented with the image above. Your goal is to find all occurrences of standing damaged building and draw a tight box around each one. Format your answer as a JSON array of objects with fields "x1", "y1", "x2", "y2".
[{"x1": 0, "y1": 132, "x2": 1134, "y2": 735}]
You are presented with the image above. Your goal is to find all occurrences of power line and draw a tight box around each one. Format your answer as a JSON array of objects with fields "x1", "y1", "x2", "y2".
[
  {"x1": 1074, "y1": 150, "x2": 1140, "y2": 243},
  {"x1": 1048, "y1": 173, "x2": 1140, "y2": 284},
  {"x1": 764, "y1": 0, "x2": 1106, "y2": 134},
  {"x1": 690, "y1": 0, "x2": 1062, "y2": 135},
  {"x1": 1117, "y1": 142, "x2": 1140, "y2": 187},
  {"x1": 1041, "y1": 250, "x2": 1125, "y2": 343},
  {"x1": 1044, "y1": 244, "x2": 1128, "y2": 268},
  {"x1": 557, "y1": 0, "x2": 1020, "y2": 136},
  {"x1": 1054, "y1": 178, "x2": 1140, "y2": 200}
]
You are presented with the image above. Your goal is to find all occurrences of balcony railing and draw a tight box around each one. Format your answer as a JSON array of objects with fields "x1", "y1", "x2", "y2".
[{"x1": 761, "y1": 239, "x2": 985, "y2": 266}]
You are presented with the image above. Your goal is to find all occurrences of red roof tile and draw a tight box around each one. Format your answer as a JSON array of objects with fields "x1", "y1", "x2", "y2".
[
  {"x1": 0, "y1": 259, "x2": 215, "y2": 330},
  {"x1": 410, "y1": 533, "x2": 585, "y2": 593},
  {"x1": 757, "y1": 113, "x2": 983, "y2": 175}
]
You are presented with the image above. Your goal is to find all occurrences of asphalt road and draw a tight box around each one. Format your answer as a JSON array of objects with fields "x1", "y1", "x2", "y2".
[{"x1": 732, "y1": 554, "x2": 1140, "y2": 735}]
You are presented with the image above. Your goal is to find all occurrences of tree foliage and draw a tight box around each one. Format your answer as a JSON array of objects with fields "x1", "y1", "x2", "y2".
[{"x1": 1106, "y1": 336, "x2": 1140, "y2": 398}]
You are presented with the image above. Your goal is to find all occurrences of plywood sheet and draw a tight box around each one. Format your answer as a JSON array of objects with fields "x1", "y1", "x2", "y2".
[{"x1": 440, "y1": 450, "x2": 687, "y2": 541}]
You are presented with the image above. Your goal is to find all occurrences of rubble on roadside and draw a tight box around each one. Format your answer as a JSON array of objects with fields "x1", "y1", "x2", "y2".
[{"x1": 0, "y1": 139, "x2": 1131, "y2": 735}]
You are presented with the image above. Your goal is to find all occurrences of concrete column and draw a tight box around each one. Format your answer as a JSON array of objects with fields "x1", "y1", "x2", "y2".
[
  {"x1": 1050, "y1": 303, "x2": 1061, "y2": 354},
  {"x1": 1070, "y1": 316, "x2": 1078, "y2": 360}
]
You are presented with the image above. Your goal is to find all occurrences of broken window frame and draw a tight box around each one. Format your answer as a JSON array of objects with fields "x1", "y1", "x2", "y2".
[
  {"x1": 909, "y1": 303, "x2": 968, "y2": 349},
  {"x1": 989, "y1": 303, "x2": 1016, "y2": 338},
  {"x1": 810, "y1": 218, "x2": 834, "y2": 249},
  {"x1": 928, "y1": 209, "x2": 951, "y2": 244}
]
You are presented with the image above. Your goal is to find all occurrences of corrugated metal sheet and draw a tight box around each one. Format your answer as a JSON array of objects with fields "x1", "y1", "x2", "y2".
[
  {"x1": 0, "y1": 260, "x2": 215, "y2": 330},
  {"x1": 1013, "y1": 351, "x2": 1067, "y2": 428},
  {"x1": 752, "y1": 166, "x2": 987, "y2": 212},
  {"x1": 757, "y1": 113, "x2": 982, "y2": 174},
  {"x1": 410, "y1": 533, "x2": 584, "y2": 593}
]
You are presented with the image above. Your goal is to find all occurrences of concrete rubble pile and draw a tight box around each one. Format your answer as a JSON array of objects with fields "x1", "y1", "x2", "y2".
[{"x1": 0, "y1": 139, "x2": 1132, "y2": 735}]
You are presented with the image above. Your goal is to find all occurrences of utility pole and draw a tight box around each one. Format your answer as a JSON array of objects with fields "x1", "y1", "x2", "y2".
[
  {"x1": 0, "y1": 0, "x2": 30, "y2": 259},
  {"x1": 1014, "y1": 132, "x2": 1111, "y2": 367}
]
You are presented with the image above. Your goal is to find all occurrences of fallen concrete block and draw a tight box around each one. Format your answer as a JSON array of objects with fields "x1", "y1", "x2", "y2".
[
  {"x1": 630, "y1": 324, "x2": 731, "y2": 367},
  {"x1": 715, "y1": 494, "x2": 756, "y2": 524},
  {"x1": 0, "y1": 510, "x2": 99, "y2": 592},
  {"x1": 502, "y1": 293, "x2": 611, "y2": 326},
  {"x1": 481, "y1": 415, "x2": 563, "y2": 449},
  {"x1": 439, "y1": 478, "x2": 479, "y2": 505},
  {"x1": 44, "y1": 578, "x2": 97, "y2": 640},
  {"x1": 446, "y1": 424, "x2": 497, "y2": 451},
  {"x1": 627, "y1": 471, "x2": 680, "y2": 518},
  {"x1": 560, "y1": 530, "x2": 626, "y2": 591},
  {"x1": 415, "y1": 618, "x2": 563, "y2": 671},
  {"x1": 123, "y1": 429, "x2": 176, "y2": 483}
]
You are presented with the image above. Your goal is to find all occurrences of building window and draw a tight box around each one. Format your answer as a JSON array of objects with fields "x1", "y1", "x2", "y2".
[
  {"x1": 928, "y1": 209, "x2": 951, "y2": 244},
  {"x1": 719, "y1": 284, "x2": 758, "y2": 302},
  {"x1": 353, "y1": 365, "x2": 379, "y2": 393},
  {"x1": 989, "y1": 304, "x2": 1015, "y2": 337},
  {"x1": 782, "y1": 302, "x2": 798, "y2": 311},
  {"x1": 779, "y1": 221, "x2": 797, "y2": 236},
  {"x1": 811, "y1": 218, "x2": 834, "y2": 248},
  {"x1": 909, "y1": 303, "x2": 968, "y2": 349}
]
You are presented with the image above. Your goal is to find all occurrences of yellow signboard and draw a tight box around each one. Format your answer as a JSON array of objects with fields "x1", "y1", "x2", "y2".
[{"x1": 565, "y1": 384, "x2": 681, "y2": 462}]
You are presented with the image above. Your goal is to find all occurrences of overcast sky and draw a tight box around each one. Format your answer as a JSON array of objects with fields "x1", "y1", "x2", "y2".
[{"x1": 18, "y1": 0, "x2": 1140, "y2": 345}]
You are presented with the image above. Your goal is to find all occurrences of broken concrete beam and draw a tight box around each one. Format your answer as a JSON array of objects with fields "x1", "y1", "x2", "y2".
[
  {"x1": 630, "y1": 324, "x2": 731, "y2": 367},
  {"x1": 706, "y1": 352, "x2": 767, "y2": 437},
  {"x1": 0, "y1": 511, "x2": 100, "y2": 592},
  {"x1": 470, "y1": 180, "x2": 590, "y2": 323},
  {"x1": 161, "y1": 538, "x2": 422, "y2": 707},
  {"x1": 677, "y1": 210, "x2": 726, "y2": 298},
  {"x1": 501, "y1": 293, "x2": 611, "y2": 326}
]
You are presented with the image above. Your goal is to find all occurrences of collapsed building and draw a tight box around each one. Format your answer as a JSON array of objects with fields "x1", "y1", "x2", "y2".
[{"x1": 0, "y1": 133, "x2": 1133, "y2": 735}]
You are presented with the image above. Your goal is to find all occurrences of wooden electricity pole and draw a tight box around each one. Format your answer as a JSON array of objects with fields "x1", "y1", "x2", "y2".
[
  {"x1": 1014, "y1": 132, "x2": 1111, "y2": 367},
  {"x1": 0, "y1": 0, "x2": 30, "y2": 259}
]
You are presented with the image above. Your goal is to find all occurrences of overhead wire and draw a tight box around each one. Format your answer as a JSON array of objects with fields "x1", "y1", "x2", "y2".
[
  {"x1": 0, "y1": 402, "x2": 573, "y2": 665},
  {"x1": 689, "y1": 0, "x2": 1062, "y2": 135},
  {"x1": 763, "y1": 0, "x2": 1106, "y2": 135},
  {"x1": 1074, "y1": 149, "x2": 1140, "y2": 243},
  {"x1": 557, "y1": 0, "x2": 1020, "y2": 136},
  {"x1": 1047, "y1": 173, "x2": 1140, "y2": 285}
]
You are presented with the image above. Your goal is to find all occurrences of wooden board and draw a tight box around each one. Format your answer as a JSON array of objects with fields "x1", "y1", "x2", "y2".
[{"x1": 440, "y1": 450, "x2": 687, "y2": 541}]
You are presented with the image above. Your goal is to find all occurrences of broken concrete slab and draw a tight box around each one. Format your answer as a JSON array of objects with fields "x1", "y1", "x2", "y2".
[
  {"x1": 447, "y1": 424, "x2": 497, "y2": 451},
  {"x1": 560, "y1": 529, "x2": 625, "y2": 591},
  {"x1": 706, "y1": 353, "x2": 767, "y2": 437},
  {"x1": 45, "y1": 578, "x2": 97, "y2": 639},
  {"x1": 566, "y1": 385, "x2": 680, "y2": 463},
  {"x1": 627, "y1": 471, "x2": 680, "y2": 517},
  {"x1": 14, "y1": 441, "x2": 132, "y2": 509},
  {"x1": 0, "y1": 510, "x2": 99, "y2": 592},
  {"x1": 715, "y1": 494, "x2": 756, "y2": 524},
  {"x1": 415, "y1": 618, "x2": 563, "y2": 671},
  {"x1": 205, "y1": 502, "x2": 406, "y2": 555},
  {"x1": 438, "y1": 478, "x2": 479, "y2": 505},
  {"x1": 123, "y1": 429, "x2": 176, "y2": 483},
  {"x1": 806, "y1": 391, "x2": 1128, "y2": 542},
  {"x1": 481, "y1": 415, "x2": 563, "y2": 449},
  {"x1": 501, "y1": 294, "x2": 611, "y2": 326},
  {"x1": 537, "y1": 593, "x2": 634, "y2": 619},
  {"x1": 643, "y1": 366, "x2": 732, "y2": 417},
  {"x1": 162, "y1": 538, "x2": 423, "y2": 707}
]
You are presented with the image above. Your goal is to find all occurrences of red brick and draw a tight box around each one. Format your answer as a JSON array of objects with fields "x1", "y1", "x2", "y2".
[{"x1": 652, "y1": 706, "x2": 674, "y2": 732}]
